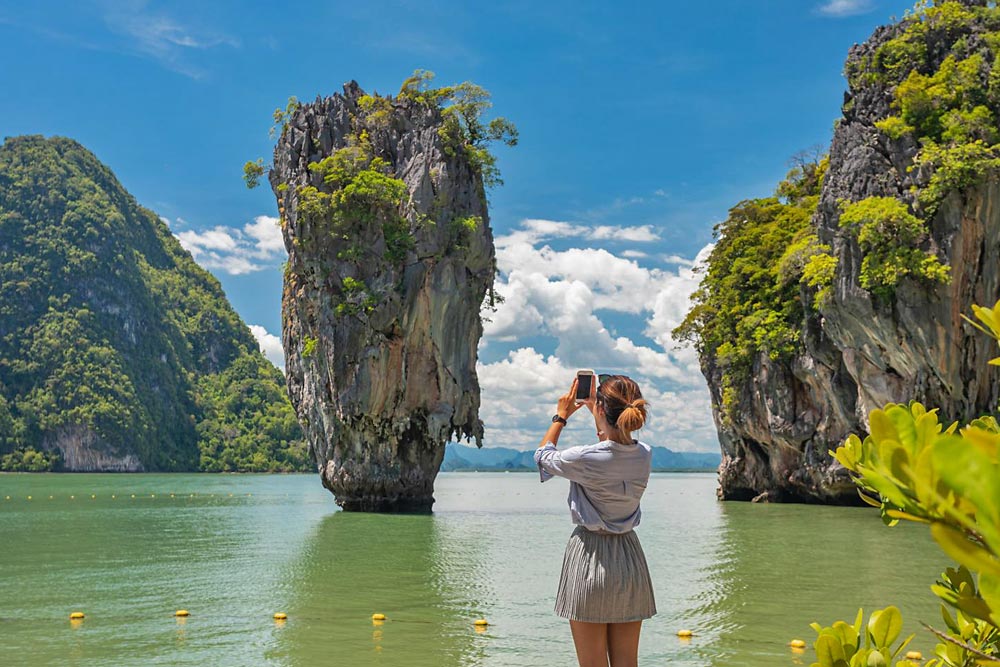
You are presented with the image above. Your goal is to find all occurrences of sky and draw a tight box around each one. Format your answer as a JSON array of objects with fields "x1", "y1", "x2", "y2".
[{"x1": 0, "y1": 0, "x2": 915, "y2": 452}]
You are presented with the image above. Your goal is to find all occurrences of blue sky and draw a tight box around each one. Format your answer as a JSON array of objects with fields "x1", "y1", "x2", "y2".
[{"x1": 0, "y1": 0, "x2": 914, "y2": 451}]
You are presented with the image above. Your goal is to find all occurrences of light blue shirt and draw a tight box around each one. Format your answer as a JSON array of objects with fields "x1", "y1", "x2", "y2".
[{"x1": 534, "y1": 440, "x2": 652, "y2": 534}]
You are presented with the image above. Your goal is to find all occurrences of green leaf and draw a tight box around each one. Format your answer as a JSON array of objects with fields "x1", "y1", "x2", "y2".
[
  {"x1": 977, "y1": 572, "x2": 1000, "y2": 624},
  {"x1": 858, "y1": 489, "x2": 883, "y2": 508},
  {"x1": 868, "y1": 606, "x2": 902, "y2": 648},
  {"x1": 887, "y1": 406, "x2": 919, "y2": 454},
  {"x1": 816, "y1": 634, "x2": 849, "y2": 667},
  {"x1": 931, "y1": 524, "x2": 1000, "y2": 578},
  {"x1": 940, "y1": 604, "x2": 960, "y2": 634},
  {"x1": 885, "y1": 509, "x2": 930, "y2": 524},
  {"x1": 869, "y1": 409, "x2": 899, "y2": 450}
]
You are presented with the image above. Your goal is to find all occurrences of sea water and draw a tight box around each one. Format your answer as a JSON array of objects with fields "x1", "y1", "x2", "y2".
[{"x1": 0, "y1": 472, "x2": 946, "y2": 666}]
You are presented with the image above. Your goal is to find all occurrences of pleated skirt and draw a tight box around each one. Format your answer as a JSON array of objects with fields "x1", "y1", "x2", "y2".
[{"x1": 554, "y1": 525, "x2": 657, "y2": 623}]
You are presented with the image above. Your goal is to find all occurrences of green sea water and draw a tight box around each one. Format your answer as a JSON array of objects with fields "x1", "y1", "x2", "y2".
[{"x1": 0, "y1": 472, "x2": 946, "y2": 666}]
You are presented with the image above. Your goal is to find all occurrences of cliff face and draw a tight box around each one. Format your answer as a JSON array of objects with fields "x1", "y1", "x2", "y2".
[
  {"x1": 0, "y1": 136, "x2": 306, "y2": 472},
  {"x1": 271, "y1": 82, "x2": 494, "y2": 511},
  {"x1": 703, "y1": 3, "x2": 1000, "y2": 502}
]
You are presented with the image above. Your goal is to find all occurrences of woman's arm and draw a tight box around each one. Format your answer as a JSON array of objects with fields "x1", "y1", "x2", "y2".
[
  {"x1": 537, "y1": 377, "x2": 587, "y2": 449},
  {"x1": 534, "y1": 377, "x2": 597, "y2": 482}
]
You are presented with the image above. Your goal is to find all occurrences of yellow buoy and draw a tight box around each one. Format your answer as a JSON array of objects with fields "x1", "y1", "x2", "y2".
[
  {"x1": 677, "y1": 629, "x2": 694, "y2": 638},
  {"x1": 91, "y1": 495, "x2": 95, "y2": 499},
  {"x1": 131, "y1": 494, "x2": 136, "y2": 499},
  {"x1": 49, "y1": 496, "x2": 53, "y2": 500},
  {"x1": 170, "y1": 494, "x2": 175, "y2": 498},
  {"x1": 26, "y1": 495, "x2": 32, "y2": 500},
  {"x1": 474, "y1": 619, "x2": 489, "y2": 627},
  {"x1": 789, "y1": 639, "x2": 807, "y2": 649},
  {"x1": 4, "y1": 496, "x2": 9, "y2": 500},
  {"x1": 372, "y1": 613, "x2": 386, "y2": 621},
  {"x1": 175, "y1": 610, "x2": 190, "y2": 617},
  {"x1": 905, "y1": 651, "x2": 923, "y2": 661},
  {"x1": 112, "y1": 495, "x2": 116, "y2": 499},
  {"x1": 274, "y1": 612, "x2": 288, "y2": 620},
  {"x1": 69, "y1": 612, "x2": 85, "y2": 620}
]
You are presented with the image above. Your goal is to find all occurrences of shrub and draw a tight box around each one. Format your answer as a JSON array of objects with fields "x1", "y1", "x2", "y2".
[
  {"x1": 838, "y1": 197, "x2": 949, "y2": 296},
  {"x1": 811, "y1": 300, "x2": 1000, "y2": 667}
]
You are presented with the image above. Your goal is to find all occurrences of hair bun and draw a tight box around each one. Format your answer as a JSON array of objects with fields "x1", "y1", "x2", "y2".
[{"x1": 616, "y1": 399, "x2": 647, "y2": 433}]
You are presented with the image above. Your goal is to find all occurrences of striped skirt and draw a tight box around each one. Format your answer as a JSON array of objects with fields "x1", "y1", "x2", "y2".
[{"x1": 554, "y1": 525, "x2": 656, "y2": 623}]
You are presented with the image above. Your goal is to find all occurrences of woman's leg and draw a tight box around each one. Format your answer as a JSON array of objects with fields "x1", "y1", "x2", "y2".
[
  {"x1": 606, "y1": 621, "x2": 642, "y2": 667},
  {"x1": 569, "y1": 620, "x2": 609, "y2": 667}
]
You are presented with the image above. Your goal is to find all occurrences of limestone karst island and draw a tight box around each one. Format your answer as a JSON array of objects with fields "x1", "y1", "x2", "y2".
[{"x1": 1, "y1": 2, "x2": 999, "y2": 666}]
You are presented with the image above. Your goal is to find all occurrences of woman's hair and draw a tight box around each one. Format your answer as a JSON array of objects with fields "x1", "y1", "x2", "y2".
[{"x1": 597, "y1": 375, "x2": 648, "y2": 440}]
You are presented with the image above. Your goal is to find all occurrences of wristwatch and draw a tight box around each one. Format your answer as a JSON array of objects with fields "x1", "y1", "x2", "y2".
[{"x1": 551, "y1": 414, "x2": 567, "y2": 425}]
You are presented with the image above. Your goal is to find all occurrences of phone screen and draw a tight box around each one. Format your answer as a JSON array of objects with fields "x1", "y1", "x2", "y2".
[{"x1": 576, "y1": 373, "x2": 593, "y2": 400}]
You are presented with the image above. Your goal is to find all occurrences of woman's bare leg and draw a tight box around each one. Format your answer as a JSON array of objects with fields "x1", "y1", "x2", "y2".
[
  {"x1": 607, "y1": 621, "x2": 642, "y2": 667},
  {"x1": 569, "y1": 620, "x2": 609, "y2": 667}
]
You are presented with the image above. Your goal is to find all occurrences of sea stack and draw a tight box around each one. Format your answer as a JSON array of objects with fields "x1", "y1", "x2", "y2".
[{"x1": 270, "y1": 81, "x2": 495, "y2": 511}]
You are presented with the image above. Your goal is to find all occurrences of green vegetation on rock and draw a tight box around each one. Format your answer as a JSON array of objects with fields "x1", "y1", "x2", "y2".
[
  {"x1": 838, "y1": 196, "x2": 949, "y2": 296},
  {"x1": 859, "y1": 1, "x2": 1000, "y2": 218},
  {"x1": 677, "y1": 2, "x2": 1000, "y2": 426},
  {"x1": 673, "y1": 158, "x2": 828, "y2": 420},
  {"x1": 0, "y1": 136, "x2": 307, "y2": 472},
  {"x1": 256, "y1": 73, "x2": 514, "y2": 329},
  {"x1": 400, "y1": 70, "x2": 518, "y2": 188}
]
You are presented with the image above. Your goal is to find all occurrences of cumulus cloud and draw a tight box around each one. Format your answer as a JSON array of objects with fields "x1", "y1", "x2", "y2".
[
  {"x1": 817, "y1": 0, "x2": 875, "y2": 17},
  {"x1": 249, "y1": 324, "x2": 284, "y2": 370},
  {"x1": 475, "y1": 218, "x2": 717, "y2": 452},
  {"x1": 176, "y1": 215, "x2": 285, "y2": 275},
  {"x1": 476, "y1": 348, "x2": 717, "y2": 453}
]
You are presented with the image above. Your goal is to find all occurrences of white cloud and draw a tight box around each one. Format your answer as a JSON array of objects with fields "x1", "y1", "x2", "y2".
[
  {"x1": 102, "y1": 3, "x2": 239, "y2": 79},
  {"x1": 817, "y1": 0, "x2": 874, "y2": 17},
  {"x1": 475, "y1": 218, "x2": 717, "y2": 452},
  {"x1": 176, "y1": 215, "x2": 286, "y2": 275},
  {"x1": 512, "y1": 218, "x2": 660, "y2": 245},
  {"x1": 178, "y1": 227, "x2": 238, "y2": 252},
  {"x1": 245, "y1": 215, "x2": 285, "y2": 255},
  {"x1": 249, "y1": 324, "x2": 284, "y2": 370},
  {"x1": 621, "y1": 250, "x2": 647, "y2": 259}
]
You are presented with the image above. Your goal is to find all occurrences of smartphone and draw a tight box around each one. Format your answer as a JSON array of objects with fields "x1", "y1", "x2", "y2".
[{"x1": 575, "y1": 369, "x2": 595, "y2": 402}]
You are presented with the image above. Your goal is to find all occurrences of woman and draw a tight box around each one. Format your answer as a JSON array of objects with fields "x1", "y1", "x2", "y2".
[{"x1": 534, "y1": 374, "x2": 655, "y2": 667}]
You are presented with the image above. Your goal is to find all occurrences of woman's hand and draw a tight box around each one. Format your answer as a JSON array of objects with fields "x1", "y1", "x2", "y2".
[{"x1": 556, "y1": 378, "x2": 586, "y2": 420}]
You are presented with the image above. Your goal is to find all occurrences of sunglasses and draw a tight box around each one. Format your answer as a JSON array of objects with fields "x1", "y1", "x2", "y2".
[{"x1": 598, "y1": 373, "x2": 615, "y2": 385}]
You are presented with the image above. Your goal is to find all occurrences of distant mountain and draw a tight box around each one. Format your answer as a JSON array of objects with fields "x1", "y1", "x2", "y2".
[
  {"x1": 440, "y1": 443, "x2": 720, "y2": 472},
  {"x1": 0, "y1": 136, "x2": 307, "y2": 472}
]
